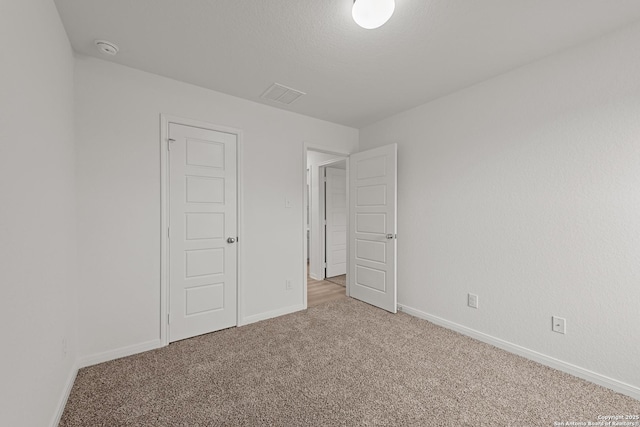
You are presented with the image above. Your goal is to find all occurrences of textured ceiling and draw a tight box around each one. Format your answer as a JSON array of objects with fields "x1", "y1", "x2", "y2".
[{"x1": 54, "y1": 0, "x2": 640, "y2": 128}]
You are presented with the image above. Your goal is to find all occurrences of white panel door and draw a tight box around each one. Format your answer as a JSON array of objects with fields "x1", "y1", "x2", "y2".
[
  {"x1": 169, "y1": 123, "x2": 237, "y2": 342},
  {"x1": 325, "y1": 167, "x2": 347, "y2": 277},
  {"x1": 349, "y1": 144, "x2": 397, "y2": 313}
]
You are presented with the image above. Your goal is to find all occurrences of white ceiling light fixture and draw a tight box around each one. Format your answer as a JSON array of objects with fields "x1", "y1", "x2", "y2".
[{"x1": 352, "y1": 0, "x2": 395, "y2": 29}]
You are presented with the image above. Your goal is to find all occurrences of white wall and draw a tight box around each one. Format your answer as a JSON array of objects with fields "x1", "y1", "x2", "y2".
[
  {"x1": 74, "y1": 56, "x2": 358, "y2": 362},
  {"x1": 360, "y1": 22, "x2": 640, "y2": 396},
  {"x1": 307, "y1": 151, "x2": 348, "y2": 280},
  {"x1": 0, "y1": 1, "x2": 77, "y2": 426}
]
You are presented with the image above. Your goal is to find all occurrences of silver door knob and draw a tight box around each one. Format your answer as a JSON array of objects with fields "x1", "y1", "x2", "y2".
[
  {"x1": 227, "y1": 237, "x2": 236, "y2": 243},
  {"x1": 386, "y1": 234, "x2": 394, "y2": 239}
]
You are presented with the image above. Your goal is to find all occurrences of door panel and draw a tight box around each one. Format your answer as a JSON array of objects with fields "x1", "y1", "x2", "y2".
[
  {"x1": 349, "y1": 144, "x2": 397, "y2": 313},
  {"x1": 169, "y1": 123, "x2": 237, "y2": 342},
  {"x1": 325, "y1": 167, "x2": 347, "y2": 277}
]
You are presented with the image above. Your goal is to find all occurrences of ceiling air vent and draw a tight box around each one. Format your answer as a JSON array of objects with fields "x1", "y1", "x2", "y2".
[{"x1": 261, "y1": 83, "x2": 306, "y2": 105}]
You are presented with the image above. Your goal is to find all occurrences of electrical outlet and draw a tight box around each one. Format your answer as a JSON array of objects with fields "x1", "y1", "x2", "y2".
[
  {"x1": 468, "y1": 293, "x2": 478, "y2": 309},
  {"x1": 552, "y1": 316, "x2": 566, "y2": 334},
  {"x1": 285, "y1": 279, "x2": 293, "y2": 290}
]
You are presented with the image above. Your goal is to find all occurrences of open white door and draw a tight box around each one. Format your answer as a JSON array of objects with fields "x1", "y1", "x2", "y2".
[
  {"x1": 349, "y1": 144, "x2": 397, "y2": 313},
  {"x1": 168, "y1": 123, "x2": 237, "y2": 342},
  {"x1": 325, "y1": 167, "x2": 347, "y2": 278}
]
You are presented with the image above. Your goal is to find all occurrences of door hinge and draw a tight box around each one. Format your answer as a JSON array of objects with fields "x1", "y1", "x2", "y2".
[
  {"x1": 323, "y1": 177, "x2": 327, "y2": 182},
  {"x1": 323, "y1": 219, "x2": 327, "y2": 225},
  {"x1": 167, "y1": 313, "x2": 171, "y2": 324},
  {"x1": 167, "y1": 138, "x2": 175, "y2": 150},
  {"x1": 167, "y1": 227, "x2": 170, "y2": 238},
  {"x1": 323, "y1": 262, "x2": 327, "y2": 268}
]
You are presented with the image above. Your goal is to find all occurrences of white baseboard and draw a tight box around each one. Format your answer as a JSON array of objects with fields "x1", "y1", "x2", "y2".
[
  {"x1": 240, "y1": 303, "x2": 305, "y2": 326},
  {"x1": 51, "y1": 362, "x2": 78, "y2": 427},
  {"x1": 398, "y1": 303, "x2": 640, "y2": 401},
  {"x1": 77, "y1": 339, "x2": 163, "y2": 369}
]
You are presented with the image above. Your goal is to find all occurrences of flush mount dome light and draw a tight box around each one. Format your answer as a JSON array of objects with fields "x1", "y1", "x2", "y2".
[{"x1": 352, "y1": 0, "x2": 395, "y2": 29}]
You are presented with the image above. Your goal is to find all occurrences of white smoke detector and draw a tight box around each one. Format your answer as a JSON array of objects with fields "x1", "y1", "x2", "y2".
[{"x1": 95, "y1": 40, "x2": 119, "y2": 56}]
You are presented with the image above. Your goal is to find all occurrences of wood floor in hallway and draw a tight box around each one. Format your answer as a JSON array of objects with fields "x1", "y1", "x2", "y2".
[{"x1": 307, "y1": 275, "x2": 347, "y2": 307}]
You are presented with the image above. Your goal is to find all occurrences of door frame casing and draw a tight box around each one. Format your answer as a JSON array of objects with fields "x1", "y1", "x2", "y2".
[
  {"x1": 303, "y1": 145, "x2": 351, "y2": 309},
  {"x1": 160, "y1": 114, "x2": 244, "y2": 346}
]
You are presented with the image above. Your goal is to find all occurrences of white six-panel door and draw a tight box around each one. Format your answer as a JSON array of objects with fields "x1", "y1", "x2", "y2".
[
  {"x1": 325, "y1": 167, "x2": 347, "y2": 278},
  {"x1": 169, "y1": 123, "x2": 237, "y2": 342},
  {"x1": 349, "y1": 144, "x2": 397, "y2": 313}
]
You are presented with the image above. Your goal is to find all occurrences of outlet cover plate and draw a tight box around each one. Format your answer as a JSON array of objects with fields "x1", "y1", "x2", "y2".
[
  {"x1": 552, "y1": 316, "x2": 566, "y2": 334},
  {"x1": 468, "y1": 293, "x2": 478, "y2": 309}
]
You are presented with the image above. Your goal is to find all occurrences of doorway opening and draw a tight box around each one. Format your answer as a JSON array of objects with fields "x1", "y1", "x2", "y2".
[
  {"x1": 304, "y1": 148, "x2": 349, "y2": 308},
  {"x1": 303, "y1": 143, "x2": 398, "y2": 313}
]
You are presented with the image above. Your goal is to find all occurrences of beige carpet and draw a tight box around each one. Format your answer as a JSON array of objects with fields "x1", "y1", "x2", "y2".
[{"x1": 60, "y1": 299, "x2": 639, "y2": 426}]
